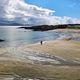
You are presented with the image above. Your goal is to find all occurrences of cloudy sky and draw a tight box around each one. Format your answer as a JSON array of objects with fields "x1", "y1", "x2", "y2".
[
  {"x1": 0, "y1": 0, "x2": 80, "y2": 25},
  {"x1": 27, "y1": 0, "x2": 80, "y2": 19}
]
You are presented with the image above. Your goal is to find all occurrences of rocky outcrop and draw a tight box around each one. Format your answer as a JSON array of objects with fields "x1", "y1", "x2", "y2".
[
  {"x1": 0, "y1": 39, "x2": 5, "y2": 42},
  {"x1": 19, "y1": 24, "x2": 80, "y2": 31}
]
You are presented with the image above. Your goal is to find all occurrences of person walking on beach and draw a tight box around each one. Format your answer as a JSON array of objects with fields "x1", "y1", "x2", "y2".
[{"x1": 40, "y1": 40, "x2": 43, "y2": 45}]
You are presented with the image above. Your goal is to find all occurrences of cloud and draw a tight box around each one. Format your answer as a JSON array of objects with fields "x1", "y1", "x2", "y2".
[{"x1": 0, "y1": 0, "x2": 80, "y2": 25}]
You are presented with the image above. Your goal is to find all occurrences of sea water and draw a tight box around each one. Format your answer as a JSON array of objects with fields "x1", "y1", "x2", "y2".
[{"x1": 0, "y1": 26, "x2": 80, "y2": 47}]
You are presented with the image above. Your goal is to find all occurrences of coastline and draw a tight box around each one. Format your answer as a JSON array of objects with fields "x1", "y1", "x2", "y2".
[
  {"x1": 52, "y1": 29, "x2": 80, "y2": 32},
  {"x1": 0, "y1": 37, "x2": 80, "y2": 63},
  {"x1": 0, "y1": 40, "x2": 80, "y2": 79},
  {"x1": 27, "y1": 40, "x2": 80, "y2": 60},
  {"x1": 0, "y1": 28, "x2": 80, "y2": 79}
]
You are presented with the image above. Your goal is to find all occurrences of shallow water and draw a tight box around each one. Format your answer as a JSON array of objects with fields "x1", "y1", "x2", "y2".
[{"x1": 0, "y1": 26, "x2": 80, "y2": 47}]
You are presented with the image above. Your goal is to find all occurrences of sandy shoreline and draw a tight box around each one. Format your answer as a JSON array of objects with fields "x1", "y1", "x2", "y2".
[
  {"x1": 0, "y1": 39, "x2": 80, "y2": 79},
  {"x1": 0, "y1": 40, "x2": 80, "y2": 64},
  {"x1": 52, "y1": 29, "x2": 80, "y2": 32},
  {"x1": 27, "y1": 40, "x2": 80, "y2": 59}
]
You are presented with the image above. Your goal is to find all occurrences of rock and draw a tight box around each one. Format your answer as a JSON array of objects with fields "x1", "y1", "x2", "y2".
[{"x1": 0, "y1": 39, "x2": 5, "y2": 42}]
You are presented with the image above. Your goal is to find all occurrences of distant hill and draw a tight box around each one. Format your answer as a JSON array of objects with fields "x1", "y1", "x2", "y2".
[{"x1": 0, "y1": 19, "x2": 33, "y2": 26}]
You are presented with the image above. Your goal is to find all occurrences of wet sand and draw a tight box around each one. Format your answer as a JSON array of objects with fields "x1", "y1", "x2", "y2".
[
  {"x1": 0, "y1": 40, "x2": 80, "y2": 66},
  {"x1": 0, "y1": 39, "x2": 80, "y2": 79},
  {"x1": 27, "y1": 40, "x2": 80, "y2": 62}
]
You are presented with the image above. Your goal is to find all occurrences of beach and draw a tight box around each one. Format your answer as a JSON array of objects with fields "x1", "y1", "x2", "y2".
[
  {"x1": 0, "y1": 0, "x2": 80, "y2": 79},
  {"x1": 0, "y1": 39, "x2": 80, "y2": 80},
  {"x1": 0, "y1": 28, "x2": 80, "y2": 80},
  {"x1": 27, "y1": 40, "x2": 80, "y2": 61}
]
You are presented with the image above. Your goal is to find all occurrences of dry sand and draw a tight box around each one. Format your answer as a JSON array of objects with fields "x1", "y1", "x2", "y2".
[{"x1": 52, "y1": 29, "x2": 80, "y2": 32}]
